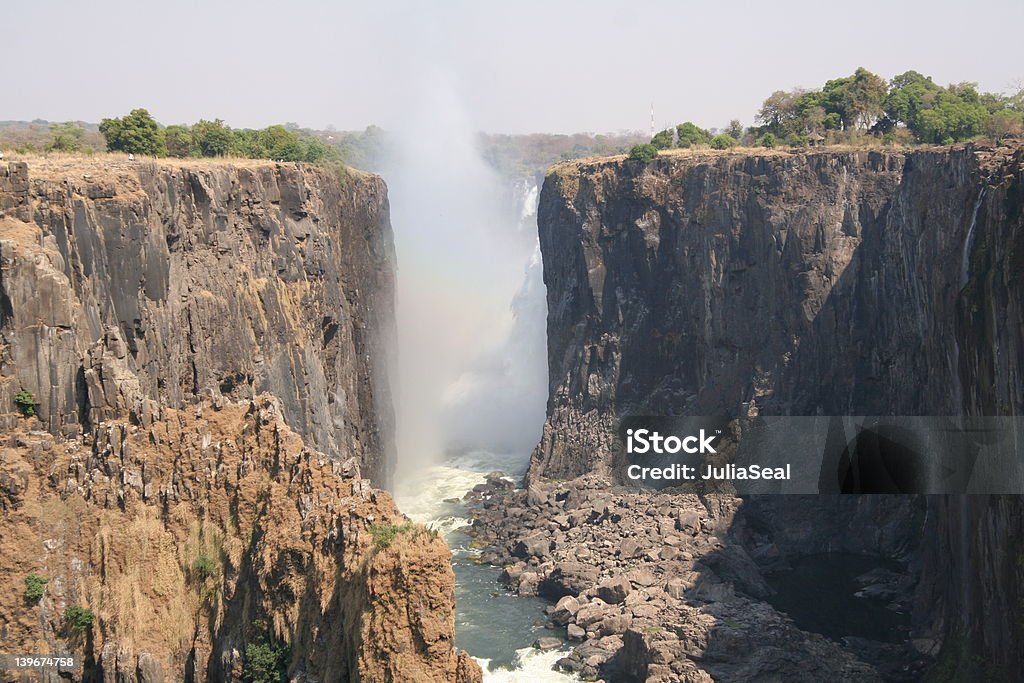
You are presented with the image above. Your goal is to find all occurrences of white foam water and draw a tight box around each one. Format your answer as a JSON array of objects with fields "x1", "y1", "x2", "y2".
[
  {"x1": 476, "y1": 647, "x2": 580, "y2": 683},
  {"x1": 394, "y1": 451, "x2": 579, "y2": 682}
]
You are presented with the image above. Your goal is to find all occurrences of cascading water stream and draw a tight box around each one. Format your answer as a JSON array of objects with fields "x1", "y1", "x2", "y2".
[
  {"x1": 951, "y1": 187, "x2": 987, "y2": 412},
  {"x1": 959, "y1": 187, "x2": 987, "y2": 291}
]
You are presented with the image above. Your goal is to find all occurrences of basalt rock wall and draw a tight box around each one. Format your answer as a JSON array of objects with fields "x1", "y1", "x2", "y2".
[
  {"x1": 0, "y1": 158, "x2": 395, "y2": 484},
  {"x1": 531, "y1": 144, "x2": 1024, "y2": 678},
  {"x1": 0, "y1": 159, "x2": 479, "y2": 682}
]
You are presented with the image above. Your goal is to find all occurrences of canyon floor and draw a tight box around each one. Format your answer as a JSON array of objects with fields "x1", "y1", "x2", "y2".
[{"x1": 463, "y1": 475, "x2": 928, "y2": 683}]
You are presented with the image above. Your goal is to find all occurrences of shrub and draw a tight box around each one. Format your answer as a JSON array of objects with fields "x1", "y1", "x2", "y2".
[
  {"x1": 758, "y1": 132, "x2": 777, "y2": 148},
  {"x1": 45, "y1": 124, "x2": 84, "y2": 153},
  {"x1": 628, "y1": 143, "x2": 658, "y2": 163},
  {"x1": 191, "y1": 554, "x2": 217, "y2": 583},
  {"x1": 64, "y1": 605, "x2": 94, "y2": 632},
  {"x1": 244, "y1": 638, "x2": 289, "y2": 683},
  {"x1": 14, "y1": 389, "x2": 36, "y2": 417},
  {"x1": 24, "y1": 574, "x2": 48, "y2": 602},
  {"x1": 368, "y1": 521, "x2": 416, "y2": 549},
  {"x1": 710, "y1": 134, "x2": 738, "y2": 149}
]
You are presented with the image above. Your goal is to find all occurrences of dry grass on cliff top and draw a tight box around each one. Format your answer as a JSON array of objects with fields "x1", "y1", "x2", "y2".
[
  {"x1": 550, "y1": 140, "x2": 1022, "y2": 177},
  {"x1": 553, "y1": 144, "x2": 888, "y2": 172},
  {"x1": 5, "y1": 151, "x2": 371, "y2": 183}
]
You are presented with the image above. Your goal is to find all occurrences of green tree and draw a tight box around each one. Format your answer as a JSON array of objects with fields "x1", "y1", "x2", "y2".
[
  {"x1": 757, "y1": 132, "x2": 776, "y2": 148},
  {"x1": 244, "y1": 638, "x2": 289, "y2": 683},
  {"x1": 710, "y1": 133, "x2": 737, "y2": 149},
  {"x1": 99, "y1": 108, "x2": 165, "y2": 156},
  {"x1": 915, "y1": 86, "x2": 990, "y2": 143},
  {"x1": 822, "y1": 68, "x2": 888, "y2": 131},
  {"x1": 628, "y1": 143, "x2": 658, "y2": 163},
  {"x1": 675, "y1": 121, "x2": 711, "y2": 148},
  {"x1": 230, "y1": 128, "x2": 266, "y2": 158},
  {"x1": 298, "y1": 138, "x2": 336, "y2": 163},
  {"x1": 164, "y1": 125, "x2": 196, "y2": 157},
  {"x1": 192, "y1": 119, "x2": 234, "y2": 157},
  {"x1": 758, "y1": 90, "x2": 794, "y2": 134},
  {"x1": 650, "y1": 128, "x2": 673, "y2": 150},
  {"x1": 884, "y1": 71, "x2": 941, "y2": 127},
  {"x1": 725, "y1": 119, "x2": 744, "y2": 141},
  {"x1": 259, "y1": 125, "x2": 302, "y2": 160}
]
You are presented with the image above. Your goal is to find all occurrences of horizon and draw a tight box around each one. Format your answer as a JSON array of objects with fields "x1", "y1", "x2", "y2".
[{"x1": 2, "y1": 0, "x2": 1021, "y2": 135}]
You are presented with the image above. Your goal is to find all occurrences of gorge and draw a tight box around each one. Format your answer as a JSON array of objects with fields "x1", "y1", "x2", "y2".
[
  {"x1": 1, "y1": 139, "x2": 1022, "y2": 683},
  {"x1": 482, "y1": 142, "x2": 1022, "y2": 681}
]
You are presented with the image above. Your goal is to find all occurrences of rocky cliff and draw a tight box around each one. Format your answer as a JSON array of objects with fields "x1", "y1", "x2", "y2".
[
  {"x1": 0, "y1": 157, "x2": 395, "y2": 485},
  {"x1": 0, "y1": 159, "x2": 479, "y2": 682},
  {"x1": 529, "y1": 144, "x2": 1024, "y2": 680}
]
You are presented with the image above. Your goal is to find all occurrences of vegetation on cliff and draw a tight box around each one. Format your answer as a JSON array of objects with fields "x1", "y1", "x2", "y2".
[
  {"x1": 98, "y1": 108, "x2": 337, "y2": 162},
  {"x1": 649, "y1": 67, "x2": 1024, "y2": 150}
]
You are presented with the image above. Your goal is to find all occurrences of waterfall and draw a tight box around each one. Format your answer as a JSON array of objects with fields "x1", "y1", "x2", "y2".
[
  {"x1": 958, "y1": 187, "x2": 987, "y2": 291},
  {"x1": 383, "y1": 71, "x2": 545, "y2": 478}
]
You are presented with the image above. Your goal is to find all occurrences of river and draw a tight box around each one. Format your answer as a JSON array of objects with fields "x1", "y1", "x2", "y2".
[{"x1": 395, "y1": 450, "x2": 578, "y2": 682}]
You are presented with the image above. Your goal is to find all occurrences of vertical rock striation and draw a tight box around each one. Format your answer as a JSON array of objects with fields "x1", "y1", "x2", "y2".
[
  {"x1": 531, "y1": 144, "x2": 1024, "y2": 678},
  {"x1": 0, "y1": 159, "x2": 479, "y2": 682},
  {"x1": 1, "y1": 158, "x2": 395, "y2": 484}
]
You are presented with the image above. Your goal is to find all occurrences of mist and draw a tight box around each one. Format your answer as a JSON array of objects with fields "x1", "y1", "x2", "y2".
[{"x1": 383, "y1": 70, "x2": 548, "y2": 481}]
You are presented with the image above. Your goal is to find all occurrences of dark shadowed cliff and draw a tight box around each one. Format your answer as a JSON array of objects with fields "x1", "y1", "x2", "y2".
[{"x1": 529, "y1": 144, "x2": 1024, "y2": 680}]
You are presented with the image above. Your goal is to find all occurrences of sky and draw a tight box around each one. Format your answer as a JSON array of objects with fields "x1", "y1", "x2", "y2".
[{"x1": 3, "y1": 0, "x2": 1022, "y2": 135}]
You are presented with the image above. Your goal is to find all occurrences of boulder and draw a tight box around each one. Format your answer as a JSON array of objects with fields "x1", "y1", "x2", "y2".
[
  {"x1": 596, "y1": 576, "x2": 632, "y2": 604},
  {"x1": 551, "y1": 595, "x2": 581, "y2": 625},
  {"x1": 533, "y1": 637, "x2": 563, "y2": 651},
  {"x1": 512, "y1": 533, "x2": 551, "y2": 559},
  {"x1": 539, "y1": 562, "x2": 600, "y2": 600}
]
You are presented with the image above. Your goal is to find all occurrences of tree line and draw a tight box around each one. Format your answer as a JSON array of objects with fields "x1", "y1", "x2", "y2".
[
  {"x1": 632, "y1": 68, "x2": 1024, "y2": 160},
  {"x1": 97, "y1": 109, "x2": 338, "y2": 162}
]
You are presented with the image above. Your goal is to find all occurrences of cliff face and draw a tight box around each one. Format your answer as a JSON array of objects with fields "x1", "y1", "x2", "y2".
[
  {"x1": 0, "y1": 160, "x2": 479, "y2": 683},
  {"x1": 0, "y1": 158, "x2": 395, "y2": 485},
  {"x1": 0, "y1": 400, "x2": 477, "y2": 682},
  {"x1": 531, "y1": 144, "x2": 1024, "y2": 678}
]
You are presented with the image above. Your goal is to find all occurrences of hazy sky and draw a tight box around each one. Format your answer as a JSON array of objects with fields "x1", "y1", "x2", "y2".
[{"x1": 4, "y1": 0, "x2": 1022, "y2": 134}]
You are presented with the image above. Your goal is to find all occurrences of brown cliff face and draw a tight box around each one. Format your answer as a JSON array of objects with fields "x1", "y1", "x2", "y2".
[
  {"x1": 0, "y1": 159, "x2": 480, "y2": 683},
  {"x1": 0, "y1": 399, "x2": 478, "y2": 682},
  {"x1": 0, "y1": 157, "x2": 395, "y2": 485},
  {"x1": 531, "y1": 144, "x2": 1024, "y2": 679}
]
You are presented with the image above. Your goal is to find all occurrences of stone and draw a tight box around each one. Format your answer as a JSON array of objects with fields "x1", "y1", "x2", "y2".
[
  {"x1": 538, "y1": 562, "x2": 600, "y2": 600},
  {"x1": 533, "y1": 637, "x2": 563, "y2": 651},
  {"x1": 512, "y1": 533, "x2": 551, "y2": 559},
  {"x1": 551, "y1": 595, "x2": 580, "y2": 625},
  {"x1": 596, "y1": 576, "x2": 632, "y2": 604}
]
